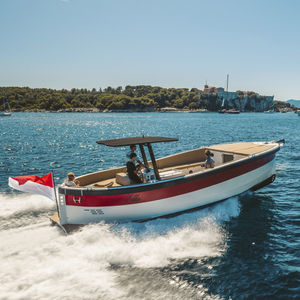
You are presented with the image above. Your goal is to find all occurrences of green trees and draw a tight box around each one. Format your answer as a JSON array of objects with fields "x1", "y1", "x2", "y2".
[
  {"x1": 0, "y1": 86, "x2": 203, "y2": 111},
  {"x1": 0, "y1": 86, "x2": 279, "y2": 112}
]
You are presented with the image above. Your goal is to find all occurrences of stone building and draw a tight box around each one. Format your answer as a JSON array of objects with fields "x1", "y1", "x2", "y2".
[{"x1": 202, "y1": 84, "x2": 274, "y2": 112}]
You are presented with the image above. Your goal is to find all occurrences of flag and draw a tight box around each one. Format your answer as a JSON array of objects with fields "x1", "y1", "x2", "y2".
[{"x1": 8, "y1": 172, "x2": 55, "y2": 201}]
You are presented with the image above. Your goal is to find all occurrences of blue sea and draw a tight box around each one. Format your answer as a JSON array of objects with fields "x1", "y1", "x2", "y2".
[{"x1": 0, "y1": 112, "x2": 299, "y2": 300}]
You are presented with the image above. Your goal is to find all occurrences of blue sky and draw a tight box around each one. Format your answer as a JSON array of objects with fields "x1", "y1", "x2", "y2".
[{"x1": 1, "y1": 0, "x2": 299, "y2": 100}]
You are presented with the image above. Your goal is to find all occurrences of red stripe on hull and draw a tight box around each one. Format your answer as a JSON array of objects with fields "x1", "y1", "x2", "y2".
[{"x1": 65, "y1": 154, "x2": 275, "y2": 207}]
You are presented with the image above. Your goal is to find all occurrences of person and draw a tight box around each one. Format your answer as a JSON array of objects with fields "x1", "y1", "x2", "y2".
[
  {"x1": 64, "y1": 172, "x2": 79, "y2": 187},
  {"x1": 126, "y1": 153, "x2": 143, "y2": 184},
  {"x1": 204, "y1": 150, "x2": 215, "y2": 169},
  {"x1": 126, "y1": 144, "x2": 142, "y2": 165}
]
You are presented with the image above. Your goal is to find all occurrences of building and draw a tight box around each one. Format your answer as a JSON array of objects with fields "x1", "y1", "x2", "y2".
[
  {"x1": 202, "y1": 84, "x2": 274, "y2": 111},
  {"x1": 203, "y1": 85, "x2": 224, "y2": 94}
]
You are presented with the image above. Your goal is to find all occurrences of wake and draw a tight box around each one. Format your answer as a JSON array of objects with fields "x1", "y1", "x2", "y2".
[
  {"x1": 0, "y1": 193, "x2": 55, "y2": 230},
  {"x1": 0, "y1": 193, "x2": 240, "y2": 300}
]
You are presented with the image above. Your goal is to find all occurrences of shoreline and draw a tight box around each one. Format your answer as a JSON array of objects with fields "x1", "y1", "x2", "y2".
[{"x1": 6, "y1": 109, "x2": 298, "y2": 113}]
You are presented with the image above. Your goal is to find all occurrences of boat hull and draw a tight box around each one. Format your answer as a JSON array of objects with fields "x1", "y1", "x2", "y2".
[
  {"x1": 0, "y1": 112, "x2": 11, "y2": 117},
  {"x1": 58, "y1": 151, "x2": 277, "y2": 225}
]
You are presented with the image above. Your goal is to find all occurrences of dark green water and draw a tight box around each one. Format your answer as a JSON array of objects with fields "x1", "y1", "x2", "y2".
[{"x1": 0, "y1": 112, "x2": 299, "y2": 299}]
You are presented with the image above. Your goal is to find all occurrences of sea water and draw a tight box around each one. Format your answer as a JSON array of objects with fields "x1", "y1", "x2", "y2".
[{"x1": 0, "y1": 112, "x2": 299, "y2": 299}]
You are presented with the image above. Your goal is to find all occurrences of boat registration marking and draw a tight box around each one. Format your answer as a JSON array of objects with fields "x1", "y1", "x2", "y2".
[{"x1": 83, "y1": 208, "x2": 104, "y2": 215}]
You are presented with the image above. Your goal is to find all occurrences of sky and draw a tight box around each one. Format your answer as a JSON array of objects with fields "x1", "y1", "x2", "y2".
[{"x1": 0, "y1": 0, "x2": 300, "y2": 100}]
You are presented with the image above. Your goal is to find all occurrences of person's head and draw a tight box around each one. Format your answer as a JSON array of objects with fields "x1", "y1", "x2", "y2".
[
  {"x1": 130, "y1": 144, "x2": 136, "y2": 152},
  {"x1": 68, "y1": 172, "x2": 75, "y2": 181},
  {"x1": 129, "y1": 152, "x2": 137, "y2": 161},
  {"x1": 205, "y1": 150, "x2": 213, "y2": 157}
]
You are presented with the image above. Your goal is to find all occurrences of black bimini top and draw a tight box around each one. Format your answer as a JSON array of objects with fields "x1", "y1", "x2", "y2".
[{"x1": 96, "y1": 136, "x2": 178, "y2": 147}]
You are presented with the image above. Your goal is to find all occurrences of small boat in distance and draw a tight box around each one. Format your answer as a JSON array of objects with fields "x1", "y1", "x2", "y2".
[
  {"x1": 50, "y1": 136, "x2": 284, "y2": 233},
  {"x1": 189, "y1": 109, "x2": 209, "y2": 113},
  {"x1": 0, "y1": 92, "x2": 12, "y2": 117},
  {"x1": 218, "y1": 109, "x2": 240, "y2": 114}
]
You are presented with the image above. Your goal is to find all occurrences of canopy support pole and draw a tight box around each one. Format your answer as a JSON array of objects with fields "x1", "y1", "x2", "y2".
[
  {"x1": 147, "y1": 143, "x2": 161, "y2": 180},
  {"x1": 139, "y1": 144, "x2": 149, "y2": 169}
]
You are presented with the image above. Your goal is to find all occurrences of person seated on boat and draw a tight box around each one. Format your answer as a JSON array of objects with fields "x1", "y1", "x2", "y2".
[
  {"x1": 204, "y1": 150, "x2": 215, "y2": 169},
  {"x1": 126, "y1": 153, "x2": 143, "y2": 184},
  {"x1": 64, "y1": 172, "x2": 79, "y2": 187},
  {"x1": 126, "y1": 144, "x2": 145, "y2": 168}
]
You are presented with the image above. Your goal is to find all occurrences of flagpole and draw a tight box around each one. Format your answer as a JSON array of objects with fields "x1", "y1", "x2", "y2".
[{"x1": 51, "y1": 169, "x2": 60, "y2": 218}]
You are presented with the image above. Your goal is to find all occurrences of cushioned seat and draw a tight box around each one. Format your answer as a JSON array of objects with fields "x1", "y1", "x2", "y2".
[
  {"x1": 116, "y1": 173, "x2": 130, "y2": 186},
  {"x1": 160, "y1": 169, "x2": 184, "y2": 180}
]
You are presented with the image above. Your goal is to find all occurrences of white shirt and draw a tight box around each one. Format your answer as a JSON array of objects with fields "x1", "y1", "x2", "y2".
[{"x1": 64, "y1": 180, "x2": 76, "y2": 187}]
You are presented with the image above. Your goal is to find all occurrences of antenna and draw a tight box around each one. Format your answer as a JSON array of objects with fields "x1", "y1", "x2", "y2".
[{"x1": 226, "y1": 74, "x2": 229, "y2": 93}]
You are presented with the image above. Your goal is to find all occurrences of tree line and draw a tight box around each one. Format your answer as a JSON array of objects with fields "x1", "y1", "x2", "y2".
[{"x1": 0, "y1": 85, "x2": 290, "y2": 112}]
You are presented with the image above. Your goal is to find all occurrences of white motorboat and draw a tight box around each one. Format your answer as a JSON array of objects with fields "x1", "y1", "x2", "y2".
[{"x1": 50, "y1": 136, "x2": 284, "y2": 233}]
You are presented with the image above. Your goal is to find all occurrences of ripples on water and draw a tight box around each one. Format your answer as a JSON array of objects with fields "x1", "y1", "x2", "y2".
[{"x1": 0, "y1": 112, "x2": 299, "y2": 299}]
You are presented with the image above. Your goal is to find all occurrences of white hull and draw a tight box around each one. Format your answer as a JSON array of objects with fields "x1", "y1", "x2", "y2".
[
  {"x1": 59, "y1": 159, "x2": 275, "y2": 225},
  {"x1": 0, "y1": 112, "x2": 11, "y2": 117}
]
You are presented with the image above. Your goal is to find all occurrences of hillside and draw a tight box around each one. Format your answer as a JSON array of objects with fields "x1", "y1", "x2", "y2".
[
  {"x1": 0, "y1": 85, "x2": 279, "y2": 112},
  {"x1": 286, "y1": 99, "x2": 300, "y2": 108}
]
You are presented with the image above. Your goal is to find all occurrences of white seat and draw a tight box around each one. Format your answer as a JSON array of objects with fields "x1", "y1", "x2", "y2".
[
  {"x1": 160, "y1": 169, "x2": 184, "y2": 180},
  {"x1": 116, "y1": 173, "x2": 130, "y2": 186}
]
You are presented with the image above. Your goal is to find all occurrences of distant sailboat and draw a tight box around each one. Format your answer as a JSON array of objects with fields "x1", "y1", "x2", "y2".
[
  {"x1": 221, "y1": 98, "x2": 225, "y2": 108},
  {"x1": 218, "y1": 75, "x2": 240, "y2": 114},
  {"x1": 218, "y1": 89, "x2": 226, "y2": 113},
  {"x1": 0, "y1": 92, "x2": 12, "y2": 117}
]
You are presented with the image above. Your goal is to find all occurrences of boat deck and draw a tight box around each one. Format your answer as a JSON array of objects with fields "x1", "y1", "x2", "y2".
[
  {"x1": 87, "y1": 162, "x2": 206, "y2": 188},
  {"x1": 209, "y1": 142, "x2": 275, "y2": 155},
  {"x1": 77, "y1": 142, "x2": 276, "y2": 188}
]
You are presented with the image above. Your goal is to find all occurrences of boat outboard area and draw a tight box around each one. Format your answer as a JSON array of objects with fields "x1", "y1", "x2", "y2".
[{"x1": 51, "y1": 136, "x2": 284, "y2": 232}]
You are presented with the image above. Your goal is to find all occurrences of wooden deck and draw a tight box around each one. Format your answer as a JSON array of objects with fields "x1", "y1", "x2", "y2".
[{"x1": 208, "y1": 142, "x2": 275, "y2": 155}]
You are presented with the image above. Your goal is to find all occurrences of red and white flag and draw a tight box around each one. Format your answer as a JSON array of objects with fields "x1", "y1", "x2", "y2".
[{"x1": 8, "y1": 172, "x2": 55, "y2": 201}]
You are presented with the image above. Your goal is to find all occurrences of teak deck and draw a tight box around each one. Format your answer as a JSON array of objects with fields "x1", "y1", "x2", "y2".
[{"x1": 209, "y1": 142, "x2": 274, "y2": 155}]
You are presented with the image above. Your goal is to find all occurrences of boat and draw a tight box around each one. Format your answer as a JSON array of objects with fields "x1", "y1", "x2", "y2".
[
  {"x1": 0, "y1": 92, "x2": 12, "y2": 117},
  {"x1": 189, "y1": 109, "x2": 209, "y2": 113},
  {"x1": 218, "y1": 109, "x2": 240, "y2": 114},
  {"x1": 50, "y1": 136, "x2": 284, "y2": 232},
  {"x1": 0, "y1": 112, "x2": 11, "y2": 117},
  {"x1": 226, "y1": 109, "x2": 240, "y2": 114}
]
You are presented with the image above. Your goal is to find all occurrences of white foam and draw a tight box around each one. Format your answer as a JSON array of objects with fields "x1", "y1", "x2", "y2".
[
  {"x1": 0, "y1": 194, "x2": 240, "y2": 300},
  {"x1": 0, "y1": 193, "x2": 55, "y2": 218}
]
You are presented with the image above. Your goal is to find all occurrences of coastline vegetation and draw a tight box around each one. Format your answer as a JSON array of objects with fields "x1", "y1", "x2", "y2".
[{"x1": 0, "y1": 86, "x2": 293, "y2": 112}]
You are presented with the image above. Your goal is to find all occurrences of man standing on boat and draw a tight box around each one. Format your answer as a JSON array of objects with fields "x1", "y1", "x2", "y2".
[
  {"x1": 126, "y1": 144, "x2": 144, "y2": 167},
  {"x1": 127, "y1": 145, "x2": 140, "y2": 162}
]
